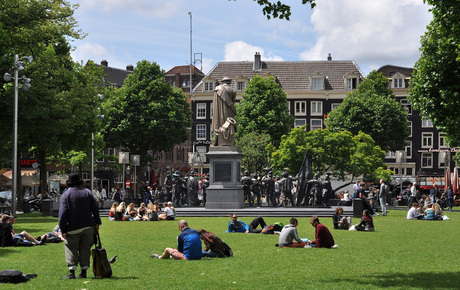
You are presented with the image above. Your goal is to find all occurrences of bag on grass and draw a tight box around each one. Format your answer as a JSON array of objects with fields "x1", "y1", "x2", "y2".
[
  {"x1": 349, "y1": 225, "x2": 357, "y2": 231},
  {"x1": 0, "y1": 270, "x2": 37, "y2": 284}
]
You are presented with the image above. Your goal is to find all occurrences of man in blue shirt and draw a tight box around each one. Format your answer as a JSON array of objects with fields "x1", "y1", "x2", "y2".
[{"x1": 151, "y1": 220, "x2": 202, "y2": 260}]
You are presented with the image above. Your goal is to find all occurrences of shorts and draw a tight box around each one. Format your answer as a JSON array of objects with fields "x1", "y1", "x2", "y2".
[{"x1": 169, "y1": 249, "x2": 186, "y2": 260}]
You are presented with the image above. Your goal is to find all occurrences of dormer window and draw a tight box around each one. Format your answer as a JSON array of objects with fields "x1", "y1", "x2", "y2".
[
  {"x1": 391, "y1": 72, "x2": 406, "y2": 89},
  {"x1": 310, "y1": 73, "x2": 324, "y2": 90},
  {"x1": 204, "y1": 81, "x2": 214, "y2": 92},
  {"x1": 237, "y1": 81, "x2": 246, "y2": 91},
  {"x1": 344, "y1": 72, "x2": 359, "y2": 90}
]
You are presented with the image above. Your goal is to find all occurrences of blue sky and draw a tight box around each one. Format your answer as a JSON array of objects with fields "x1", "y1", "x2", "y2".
[{"x1": 69, "y1": 0, "x2": 432, "y2": 76}]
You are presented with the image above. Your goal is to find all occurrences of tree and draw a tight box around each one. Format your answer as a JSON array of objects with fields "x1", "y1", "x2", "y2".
[
  {"x1": 102, "y1": 60, "x2": 191, "y2": 167},
  {"x1": 0, "y1": 1, "x2": 100, "y2": 203},
  {"x1": 325, "y1": 71, "x2": 410, "y2": 152},
  {"x1": 410, "y1": 1, "x2": 460, "y2": 146},
  {"x1": 252, "y1": 0, "x2": 316, "y2": 20},
  {"x1": 235, "y1": 132, "x2": 271, "y2": 173},
  {"x1": 269, "y1": 127, "x2": 391, "y2": 187},
  {"x1": 235, "y1": 75, "x2": 294, "y2": 147}
]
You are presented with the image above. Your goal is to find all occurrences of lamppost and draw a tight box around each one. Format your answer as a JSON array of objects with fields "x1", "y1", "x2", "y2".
[
  {"x1": 119, "y1": 152, "x2": 129, "y2": 192},
  {"x1": 3, "y1": 54, "x2": 33, "y2": 215},
  {"x1": 90, "y1": 94, "x2": 104, "y2": 193},
  {"x1": 396, "y1": 151, "x2": 405, "y2": 196},
  {"x1": 130, "y1": 155, "x2": 140, "y2": 196}
]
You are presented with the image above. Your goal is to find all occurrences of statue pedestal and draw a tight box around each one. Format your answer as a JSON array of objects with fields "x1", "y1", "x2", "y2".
[{"x1": 205, "y1": 146, "x2": 244, "y2": 209}]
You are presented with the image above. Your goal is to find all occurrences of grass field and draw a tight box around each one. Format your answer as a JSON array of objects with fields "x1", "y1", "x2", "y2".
[{"x1": 1, "y1": 210, "x2": 459, "y2": 289}]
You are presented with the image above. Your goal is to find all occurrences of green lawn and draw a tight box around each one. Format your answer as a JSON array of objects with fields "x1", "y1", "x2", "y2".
[{"x1": 1, "y1": 210, "x2": 459, "y2": 289}]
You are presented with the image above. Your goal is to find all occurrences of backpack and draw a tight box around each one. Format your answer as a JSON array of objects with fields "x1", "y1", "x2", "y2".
[
  {"x1": 261, "y1": 222, "x2": 284, "y2": 234},
  {"x1": 0, "y1": 270, "x2": 37, "y2": 284}
]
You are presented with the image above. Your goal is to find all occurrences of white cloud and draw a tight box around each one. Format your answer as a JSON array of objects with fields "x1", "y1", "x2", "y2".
[
  {"x1": 300, "y1": 0, "x2": 432, "y2": 72},
  {"x1": 78, "y1": 0, "x2": 183, "y2": 18},
  {"x1": 71, "y1": 41, "x2": 109, "y2": 64},
  {"x1": 224, "y1": 41, "x2": 283, "y2": 62}
]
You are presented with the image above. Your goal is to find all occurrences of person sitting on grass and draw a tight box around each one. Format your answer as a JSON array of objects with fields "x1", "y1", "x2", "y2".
[
  {"x1": 114, "y1": 202, "x2": 126, "y2": 221},
  {"x1": 278, "y1": 217, "x2": 306, "y2": 248},
  {"x1": 198, "y1": 229, "x2": 233, "y2": 258},
  {"x1": 432, "y1": 202, "x2": 443, "y2": 220},
  {"x1": 306, "y1": 216, "x2": 335, "y2": 248},
  {"x1": 134, "y1": 202, "x2": 148, "y2": 221},
  {"x1": 151, "y1": 220, "x2": 202, "y2": 260},
  {"x1": 147, "y1": 203, "x2": 159, "y2": 221},
  {"x1": 108, "y1": 202, "x2": 118, "y2": 221},
  {"x1": 424, "y1": 203, "x2": 435, "y2": 220},
  {"x1": 406, "y1": 202, "x2": 423, "y2": 220},
  {"x1": 0, "y1": 214, "x2": 42, "y2": 246},
  {"x1": 332, "y1": 207, "x2": 350, "y2": 230},
  {"x1": 354, "y1": 209, "x2": 374, "y2": 231},
  {"x1": 124, "y1": 203, "x2": 137, "y2": 221},
  {"x1": 159, "y1": 202, "x2": 175, "y2": 220}
]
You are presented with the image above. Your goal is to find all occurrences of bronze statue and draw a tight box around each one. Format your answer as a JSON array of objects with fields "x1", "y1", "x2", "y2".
[{"x1": 211, "y1": 77, "x2": 237, "y2": 146}]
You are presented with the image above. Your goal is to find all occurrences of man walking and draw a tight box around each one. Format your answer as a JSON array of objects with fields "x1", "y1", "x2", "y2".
[{"x1": 59, "y1": 173, "x2": 101, "y2": 279}]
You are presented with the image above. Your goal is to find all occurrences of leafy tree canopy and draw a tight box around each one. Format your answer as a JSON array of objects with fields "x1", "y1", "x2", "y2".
[
  {"x1": 269, "y1": 128, "x2": 391, "y2": 184},
  {"x1": 252, "y1": 0, "x2": 315, "y2": 20},
  {"x1": 235, "y1": 132, "x2": 271, "y2": 174},
  {"x1": 236, "y1": 75, "x2": 294, "y2": 147},
  {"x1": 102, "y1": 60, "x2": 191, "y2": 165},
  {"x1": 325, "y1": 70, "x2": 410, "y2": 152},
  {"x1": 410, "y1": 0, "x2": 460, "y2": 146}
]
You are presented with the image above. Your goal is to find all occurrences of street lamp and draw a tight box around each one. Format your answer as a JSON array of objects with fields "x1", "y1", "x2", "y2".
[
  {"x1": 3, "y1": 54, "x2": 33, "y2": 215},
  {"x1": 90, "y1": 94, "x2": 104, "y2": 193},
  {"x1": 396, "y1": 151, "x2": 405, "y2": 196},
  {"x1": 119, "y1": 152, "x2": 129, "y2": 192}
]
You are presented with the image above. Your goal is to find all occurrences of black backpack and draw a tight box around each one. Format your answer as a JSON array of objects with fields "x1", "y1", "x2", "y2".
[{"x1": 0, "y1": 270, "x2": 37, "y2": 284}]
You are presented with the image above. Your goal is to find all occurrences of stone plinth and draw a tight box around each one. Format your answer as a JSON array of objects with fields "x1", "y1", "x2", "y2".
[{"x1": 205, "y1": 146, "x2": 244, "y2": 209}]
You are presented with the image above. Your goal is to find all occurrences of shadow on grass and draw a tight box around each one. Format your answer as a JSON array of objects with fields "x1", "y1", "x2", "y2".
[
  {"x1": 91, "y1": 276, "x2": 139, "y2": 281},
  {"x1": 327, "y1": 271, "x2": 460, "y2": 288},
  {"x1": 0, "y1": 247, "x2": 20, "y2": 257}
]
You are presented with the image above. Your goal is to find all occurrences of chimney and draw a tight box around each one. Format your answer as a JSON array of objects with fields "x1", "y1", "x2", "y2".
[
  {"x1": 126, "y1": 64, "x2": 134, "y2": 71},
  {"x1": 101, "y1": 60, "x2": 108, "y2": 66},
  {"x1": 254, "y1": 52, "x2": 261, "y2": 71},
  {"x1": 327, "y1": 53, "x2": 332, "y2": 61}
]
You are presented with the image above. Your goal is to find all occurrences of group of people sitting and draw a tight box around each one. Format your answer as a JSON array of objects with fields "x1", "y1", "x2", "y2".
[
  {"x1": 109, "y1": 201, "x2": 175, "y2": 221},
  {"x1": 333, "y1": 207, "x2": 375, "y2": 231},
  {"x1": 407, "y1": 201, "x2": 444, "y2": 220},
  {"x1": 0, "y1": 214, "x2": 64, "y2": 247}
]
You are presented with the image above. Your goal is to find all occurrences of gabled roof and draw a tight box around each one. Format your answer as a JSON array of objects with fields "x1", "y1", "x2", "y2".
[
  {"x1": 166, "y1": 65, "x2": 204, "y2": 76},
  {"x1": 377, "y1": 65, "x2": 414, "y2": 78},
  {"x1": 194, "y1": 60, "x2": 364, "y2": 92},
  {"x1": 99, "y1": 65, "x2": 132, "y2": 88}
]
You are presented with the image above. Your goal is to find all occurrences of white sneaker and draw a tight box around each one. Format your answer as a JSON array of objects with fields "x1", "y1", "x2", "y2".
[{"x1": 332, "y1": 244, "x2": 338, "y2": 248}]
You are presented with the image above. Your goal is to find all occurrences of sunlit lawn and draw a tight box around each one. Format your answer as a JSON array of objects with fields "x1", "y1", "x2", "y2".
[{"x1": 1, "y1": 210, "x2": 459, "y2": 289}]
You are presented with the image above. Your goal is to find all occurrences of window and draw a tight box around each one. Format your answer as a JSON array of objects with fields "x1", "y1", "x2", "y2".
[
  {"x1": 408, "y1": 121, "x2": 412, "y2": 137},
  {"x1": 196, "y1": 124, "x2": 206, "y2": 140},
  {"x1": 96, "y1": 150, "x2": 104, "y2": 162},
  {"x1": 294, "y1": 101, "x2": 306, "y2": 116},
  {"x1": 310, "y1": 119, "x2": 323, "y2": 131},
  {"x1": 155, "y1": 151, "x2": 163, "y2": 162},
  {"x1": 405, "y1": 141, "x2": 412, "y2": 159},
  {"x1": 176, "y1": 147, "x2": 184, "y2": 162},
  {"x1": 406, "y1": 168, "x2": 413, "y2": 176},
  {"x1": 165, "y1": 151, "x2": 172, "y2": 162},
  {"x1": 182, "y1": 80, "x2": 189, "y2": 87},
  {"x1": 422, "y1": 133, "x2": 433, "y2": 148},
  {"x1": 401, "y1": 99, "x2": 412, "y2": 115},
  {"x1": 386, "y1": 151, "x2": 396, "y2": 158},
  {"x1": 422, "y1": 153, "x2": 433, "y2": 168},
  {"x1": 331, "y1": 103, "x2": 341, "y2": 111},
  {"x1": 422, "y1": 118, "x2": 433, "y2": 127},
  {"x1": 311, "y1": 101, "x2": 322, "y2": 115},
  {"x1": 108, "y1": 148, "x2": 116, "y2": 162},
  {"x1": 204, "y1": 81, "x2": 214, "y2": 92},
  {"x1": 196, "y1": 103, "x2": 206, "y2": 119},
  {"x1": 311, "y1": 78, "x2": 323, "y2": 90},
  {"x1": 237, "y1": 81, "x2": 246, "y2": 91},
  {"x1": 196, "y1": 146, "x2": 207, "y2": 163},
  {"x1": 439, "y1": 151, "x2": 450, "y2": 167},
  {"x1": 295, "y1": 119, "x2": 306, "y2": 128},
  {"x1": 393, "y1": 78, "x2": 404, "y2": 88},
  {"x1": 346, "y1": 78, "x2": 357, "y2": 90},
  {"x1": 439, "y1": 133, "x2": 447, "y2": 148}
]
